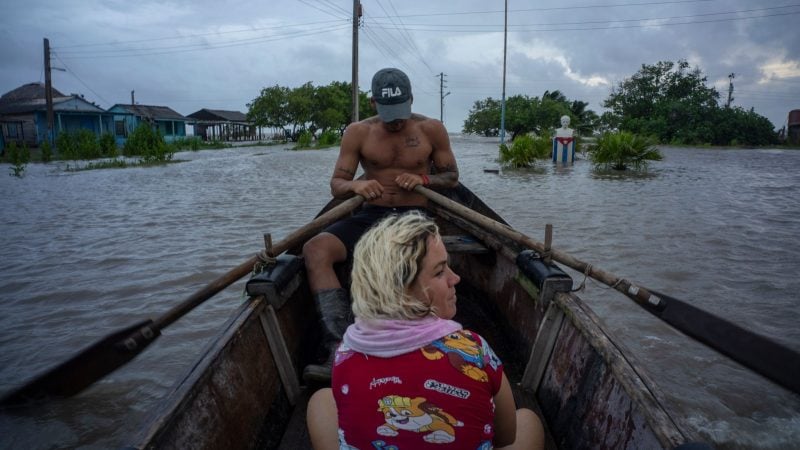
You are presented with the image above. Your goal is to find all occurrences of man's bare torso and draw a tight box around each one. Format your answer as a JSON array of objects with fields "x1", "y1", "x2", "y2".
[{"x1": 358, "y1": 114, "x2": 435, "y2": 207}]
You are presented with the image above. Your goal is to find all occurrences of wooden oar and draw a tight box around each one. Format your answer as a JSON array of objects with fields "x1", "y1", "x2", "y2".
[
  {"x1": 416, "y1": 185, "x2": 800, "y2": 396},
  {"x1": 0, "y1": 195, "x2": 365, "y2": 407}
]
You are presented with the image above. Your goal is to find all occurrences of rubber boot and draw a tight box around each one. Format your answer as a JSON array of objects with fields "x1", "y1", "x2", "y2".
[{"x1": 302, "y1": 288, "x2": 352, "y2": 383}]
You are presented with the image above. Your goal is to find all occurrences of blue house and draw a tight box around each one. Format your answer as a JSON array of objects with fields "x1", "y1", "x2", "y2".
[
  {"x1": 108, "y1": 103, "x2": 189, "y2": 145},
  {"x1": 0, "y1": 82, "x2": 113, "y2": 151}
]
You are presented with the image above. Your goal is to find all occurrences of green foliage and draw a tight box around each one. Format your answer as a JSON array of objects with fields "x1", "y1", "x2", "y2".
[
  {"x1": 7, "y1": 141, "x2": 29, "y2": 177},
  {"x1": 171, "y1": 137, "x2": 231, "y2": 151},
  {"x1": 603, "y1": 60, "x2": 776, "y2": 146},
  {"x1": 463, "y1": 98, "x2": 501, "y2": 136},
  {"x1": 464, "y1": 91, "x2": 596, "y2": 138},
  {"x1": 297, "y1": 131, "x2": 313, "y2": 148},
  {"x1": 123, "y1": 123, "x2": 174, "y2": 163},
  {"x1": 99, "y1": 132, "x2": 118, "y2": 157},
  {"x1": 499, "y1": 133, "x2": 552, "y2": 168},
  {"x1": 40, "y1": 139, "x2": 52, "y2": 163},
  {"x1": 248, "y1": 81, "x2": 371, "y2": 140},
  {"x1": 56, "y1": 129, "x2": 102, "y2": 160},
  {"x1": 590, "y1": 132, "x2": 662, "y2": 171},
  {"x1": 316, "y1": 130, "x2": 339, "y2": 148}
]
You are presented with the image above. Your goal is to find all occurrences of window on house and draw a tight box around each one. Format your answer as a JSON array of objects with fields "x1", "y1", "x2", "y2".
[
  {"x1": 6, "y1": 122, "x2": 21, "y2": 138},
  {"x1": 115, "y1": 121, "x2": 126, "y2": 137}
]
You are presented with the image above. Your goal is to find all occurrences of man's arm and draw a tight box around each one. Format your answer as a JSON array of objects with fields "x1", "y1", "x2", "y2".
[
  {"x1": 330, "y1": 123, "x2": 384, "y2": 199},
  {"x1": 426, "y1": 119, "x2": 459, "y2": 188}
]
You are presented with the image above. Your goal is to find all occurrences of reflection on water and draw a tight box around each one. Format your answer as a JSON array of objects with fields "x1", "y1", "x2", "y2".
[{"x1": 0, "y1": 137, "x2": 798, "y2": 449}]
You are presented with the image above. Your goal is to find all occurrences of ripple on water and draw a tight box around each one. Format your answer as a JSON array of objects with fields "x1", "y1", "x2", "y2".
[{"x1": 1, "y1": 141, "x2": 799, "y2": 449}]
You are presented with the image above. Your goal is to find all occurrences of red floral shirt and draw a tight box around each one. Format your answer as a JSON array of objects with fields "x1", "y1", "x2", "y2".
[{"x1": 332, "y1": 329, "x2": 503, "y2": 449}]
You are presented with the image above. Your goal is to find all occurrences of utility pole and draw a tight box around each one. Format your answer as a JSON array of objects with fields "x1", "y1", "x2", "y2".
[
  {"x1": 43, "y1": 38, "x2": 54, "y2": 145},
  {"x1": 726, "y1": 73, "x2": 735, "y2": 108},
  {"x1": 438, "y1": 72, "x2": 450, "y2": 123},
  {"x1": 499, "y1": 0, "x2": 508, "y2": 145},
  {"x1": 351, "y1": 0, "x2": 362, "y2": 123}
]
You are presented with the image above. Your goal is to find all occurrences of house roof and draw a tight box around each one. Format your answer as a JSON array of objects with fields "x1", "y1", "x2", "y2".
[
  {"x1": 0, "y1": 82, "x2": 66, "y2": 102},
  {"x1": 187, "y1": 108, "x2": 249, "y2": 122},
  {"x1": 110, "y1": 104, "x2": 187, "y2": 121},
  {"x1": 0, "y1": 83, "x2": 105, "y2": 115}
]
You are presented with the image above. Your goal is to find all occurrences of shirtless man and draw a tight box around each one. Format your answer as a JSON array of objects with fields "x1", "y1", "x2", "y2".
[{"x1": 301, "y1": 68, "x2": 459, "y2": 382}]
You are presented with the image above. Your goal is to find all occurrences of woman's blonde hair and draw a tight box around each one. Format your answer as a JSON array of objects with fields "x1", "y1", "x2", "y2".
[{"x1": 350, "y1": 211, "x2": 440, "y2": 320}]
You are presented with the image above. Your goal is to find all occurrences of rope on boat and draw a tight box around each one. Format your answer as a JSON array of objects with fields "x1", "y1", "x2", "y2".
[
  {"x1": 572, "y1": 263, "x2": 624, "y2": 292},
  {"x1": 253, "y1": 250, "x2": 277, "y2": 275}
]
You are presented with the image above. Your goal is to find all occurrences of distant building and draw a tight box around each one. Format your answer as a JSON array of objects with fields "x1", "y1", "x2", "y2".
[
  {"x1": 186, "y1": 108, "x2": 259, "y2": 141},
  {"x1": 108, "y1": 103, "x2": 189, "y2": 145},
  {"x1": 788, "y1": 109, "x2": 800, "y2": 144},
  {"x1": 0, "y1": 82, "x2": 112, "y2": 151}
]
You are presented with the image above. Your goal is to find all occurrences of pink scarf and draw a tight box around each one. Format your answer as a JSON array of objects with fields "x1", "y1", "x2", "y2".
[{"x1": 342, "y1": 316, "x2": 463, "y2": 358}]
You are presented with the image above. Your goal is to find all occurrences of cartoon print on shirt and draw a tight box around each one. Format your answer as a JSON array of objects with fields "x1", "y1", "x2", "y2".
[
  {"x1": 337, "y1": 428, "x2": 359, "y2": 450},
  {"x1": 421, "y1": 330, "x2": 494, "y2": 382},
  {"x1": 376, "y1": 395, "x2": 464, "y2": 443}
]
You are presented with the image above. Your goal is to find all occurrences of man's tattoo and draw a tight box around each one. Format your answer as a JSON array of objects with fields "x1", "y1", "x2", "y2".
[
  {"x1": 405, "y1": 136, "x2": 420, "y2": 148},
  {"x1": 435, "y1": 163, "x2": 458, "y2": 174},
  {"x1": 335, "y1": 166, "x2": 355, "y2": 176}
]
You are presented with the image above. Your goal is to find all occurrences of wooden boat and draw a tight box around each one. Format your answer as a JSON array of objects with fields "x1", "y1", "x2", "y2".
[{"x1": 127, "y1": 183, "x2": 696, "y2": 449}]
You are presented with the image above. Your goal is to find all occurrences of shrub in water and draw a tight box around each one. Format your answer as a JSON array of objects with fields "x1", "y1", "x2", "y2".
[
  {"x1": 499, "y1": 133, "x2": 551, "y2": 168},
  {"x1": 316, "y1": 130, "x2": 339, "y2": 148},
  {"x1": 124, "y1": 124, "x2": 174, "y2": 163},
  {"x1": 590, "y1": 131, "x2": 662, "y2": 171},
  {"x1": 40, "y1": 139, "x2": 52, "y2": 163},
  {"x1": 99, "y1": 132, "x2": 118, "y2": 158},
  {"x1": 7, "y1": 141, "x2": 29, "y2": 177}
]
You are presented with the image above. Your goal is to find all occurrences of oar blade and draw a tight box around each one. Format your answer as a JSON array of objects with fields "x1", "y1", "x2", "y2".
[
  {"x1": 0, "y1": 320, "x2": 160, "y2": 407},
  {"x1": 644, "y1": 291, "x2": 800, "y2": 396}
]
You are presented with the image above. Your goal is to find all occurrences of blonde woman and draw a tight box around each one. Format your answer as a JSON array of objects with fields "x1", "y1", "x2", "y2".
[{"x1": 307, "y1": 211, "x2": 544, "y2": 449}]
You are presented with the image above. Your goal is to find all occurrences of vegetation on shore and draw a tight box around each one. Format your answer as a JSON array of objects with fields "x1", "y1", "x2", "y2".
[
  {"x1": 2, "y1": 124, "x2": 240, "y2": 174},
  {"x1": 248, "y1": 81, "x2": 371, "y2": 141},
  {"x1": 459, "y1": 58, "x2": 785, "y2": 172}
]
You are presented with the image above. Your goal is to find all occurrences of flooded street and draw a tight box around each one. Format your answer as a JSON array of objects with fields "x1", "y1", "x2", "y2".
[{"x1": 1, "y1": 135, "x2": 798, "y2": 449}]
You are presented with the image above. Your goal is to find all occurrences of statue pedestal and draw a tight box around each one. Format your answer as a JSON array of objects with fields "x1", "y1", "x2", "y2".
[{"x1": 552, "y1": 136, "x2": 575, "y2": 164}]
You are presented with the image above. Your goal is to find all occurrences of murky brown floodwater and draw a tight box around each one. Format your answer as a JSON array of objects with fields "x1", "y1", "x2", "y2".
[{"x1": 1, "y1": 135, "x2": 798, "y2": 449}]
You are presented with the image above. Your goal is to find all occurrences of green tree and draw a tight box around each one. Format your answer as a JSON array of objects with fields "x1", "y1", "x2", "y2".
[
  {"x1": 247, "y1": 85, "x2": 290, "y2": 129},
  {"x1": 313, "y1": 81, "x2": 350, "y2": 134},
  {"x1": 463, "y1": 98, "x2": 501, "y2": 136},
  {"x1": 286, "y1": 82, "x2": 316, "y2": 138},
  {"x1": 464, "y1": 92, "x2": 594, "y2": 138},
  {"x1": 603, "y1": 60, "x2": 721, "y2": 144}
]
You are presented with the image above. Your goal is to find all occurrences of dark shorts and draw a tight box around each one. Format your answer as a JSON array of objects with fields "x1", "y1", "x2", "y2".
[{"x1": 323, "y1": 204, "x2": 428, "y2": 256}]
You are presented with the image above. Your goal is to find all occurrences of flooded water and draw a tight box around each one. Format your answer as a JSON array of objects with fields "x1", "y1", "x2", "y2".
[{"x1": 0, "y1": 135, "x2": 798, "y2": 449}]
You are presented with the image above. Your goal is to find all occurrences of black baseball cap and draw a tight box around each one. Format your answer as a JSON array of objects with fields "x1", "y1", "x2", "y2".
[{"x1": 371, "y1": 68, "x2": 412, "y2": 122}]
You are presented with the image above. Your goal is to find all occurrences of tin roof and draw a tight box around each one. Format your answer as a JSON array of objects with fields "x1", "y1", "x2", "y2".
[
  {"x1": 0, "y1": 83, "x2": 105, "y2": 114},
  {"x1": 187, "y1": 108, "x2": 249, "y2": 122},
  {"x1": 110, "y1": 104, "x2": 187, "y2": 121}
]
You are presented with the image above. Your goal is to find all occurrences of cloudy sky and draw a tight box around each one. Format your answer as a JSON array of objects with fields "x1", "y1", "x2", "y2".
[{"x1": 1, "y1": 0, "x2": 798, "y2": 133}]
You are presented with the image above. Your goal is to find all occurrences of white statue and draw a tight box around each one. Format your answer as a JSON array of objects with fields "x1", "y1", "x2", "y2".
[
  {"x1": 556, "y1": 115, "x2": 574, "y2": 138},
  {"x1": 553, "y1": 115, "x2": 575, "y2": 164}
]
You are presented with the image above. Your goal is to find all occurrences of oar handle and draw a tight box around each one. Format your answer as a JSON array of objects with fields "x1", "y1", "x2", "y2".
[{"x1": 153, "y1": 195, "x2": 364, "y2": 330}]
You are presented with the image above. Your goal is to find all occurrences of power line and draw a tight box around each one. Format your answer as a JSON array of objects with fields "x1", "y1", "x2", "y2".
[
  {"x1": 51, "y1": 51, "x2": 112, "y2": 106},
  {"x1": 54, "y1": 19, "x2": 347, "y2": 49},
  {"x1": 56, "y1": 25, "x2": 351, "y2": 59},
  {"x1": 367, "y1": 6, "x2": 800, "y2": 32}
]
